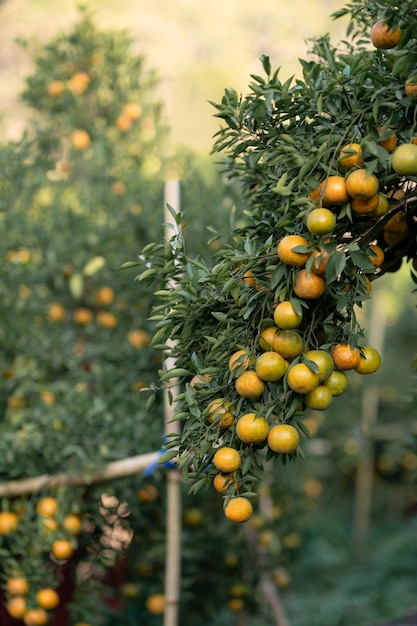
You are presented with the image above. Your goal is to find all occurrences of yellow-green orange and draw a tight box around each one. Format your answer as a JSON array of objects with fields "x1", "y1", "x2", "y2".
[
  {"x1": 255, "y1": 351, "x2": 287, "y2": 382},
  {"x1": 236, "y1": 413, "x2": 269, "y2": 444},
  {"x1": 268, "y1": 424, "x2": 300, "y2": 453}
]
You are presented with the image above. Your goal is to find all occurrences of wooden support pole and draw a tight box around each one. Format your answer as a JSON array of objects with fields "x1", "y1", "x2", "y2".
[{"x1": 163, "y1": 180, "x2": 182, "y2": 626}]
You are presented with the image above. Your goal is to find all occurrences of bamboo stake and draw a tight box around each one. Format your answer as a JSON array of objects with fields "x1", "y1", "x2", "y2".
[
  {"x1": 0, "y1": 451, "x2": 160, "y2": 497},
  {"x1": 163, "y1": 180, "x2": 182, "y2": 626}
]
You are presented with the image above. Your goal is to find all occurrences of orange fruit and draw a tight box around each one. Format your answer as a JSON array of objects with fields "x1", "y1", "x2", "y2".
[
  {"x1": 277, "y1": 234, "x2": 311, "y2": 267},
  {"x1": 317, "y1": 176, "x2": 349, "y2": 207},
  {"x1": 224, "y1": 496, "x2": 253, "y2": 523},
  {"x1": 228, "y1": 349, "x2": 250, "y2": 375},
  {"x1": 273, "y1": 300, "x2": 302, "y2": 328},
  {"x1": 42, "y1": 518, "x2": 58, "y2": 534},
  {"x1": 36, "y1": 588, "x2": 60, "y2": 610},
  {"x1": 323, "y1": 369, "x2": 348, "y2": 396},
  {"x1": 259, "y1": 326, "x2": 279, "y2": 351},
  {"x1": 51, "y1": 539, "x2": 74, "y2": 561},
  {"x1": 62, "y1": 514, "x2": 82, "y2": 535},
  {"x1": 146, "y1": 594, "x2": 165, "y2": 615},
  {"x1": 213, "y1": 447, "x2": 241, "y2": 473},
  {"x1": 306, "y1": 208, "x2": 336, "y2": 236},
  {"x1": 189, "y1": 373, "x2": 212, "y2": 388},
  {"x1": 123, "y1": 102, "x2": 143, "y2": 120},
  {"x1": 68, "y1": 72, "x2": 90, "y2": 94},
  {"x1": 305, "y1": 349, "x2": 334, "y2": 382},
  {"x1": 207, "y1": 398, "x2": 235, "y2": 429},
  {"x1": 354, "y1": 346, "x2": 382, "y2": 374},
  {"x1": 235, "y1": 371, "x2": 265, "y2": 399},
  {"x1": 6, "y1": 596, "x2": 27, "y2": 619},
  {"x1": 371, "y1": 20, "x2": 402, "y2": 49},
  {"x1": 227, "y1": 598, "x2": 245, "y2": 611},
  {"x1": 273, "y1": 329, "x2": 303, "y2": 360},
  {"x1": 73, "y1": 308, "x2": 93, "y2": 325},
  {"x1": 96, "y1": 310, "x2": 118, "y2": 329},
  {"x1": 311, "y1": 248, "x2": 331, "y2": 276},
  {"x1": 213, "y1": 473, "x2": 237, "y2": 494},
  {"x1": 47, "y1": 80, "x2": 65, "y2": 97},
  {"x1": 127, "y1": 329, "x2": 151, "y2": 348},
  {"x1": 93, "y1": 286, "x2": 115, "y2": 306},
  {"x1": 268, "y1": 424, "x2": 300, "y2": 453},
  {"x1": 138, "y1": 484, "x2": 159, "y2": 503},
  {"x1": 294, "y1": 269, "x2": 326, "y2": 299},
  {"x1": 384, "y1": 210, "x2": 409, "y2": 234},
  {"x1": 112, "y1": 181, "x2": 126, "y2": 196},
  {"x1": 287, "y1": 363, "x2": 320, "y2": 394},
  {"x1": 47, "y1": 302, "x2": 66, "y2": 322},
  {"x1": 304, "y1": 385, "x2": 333, "y2": 410},
  {"x1": 368, "y1": 244, "x2": 385, "y2": 267},
  {"x1": 6, "y1": 577, "x2": 29, "y2": 596},
  {"x1": 405, "y1": 76, "x2": 417, "y2": 98},
  {"x1": 391, "y1": 143, "x2": 417, "y2": 175},
  {"x1": 255, "y1": 351, "x2": 287, "y2": 382},
  {"x1": 116, "y1": 114, "x2": 132, "y2": 132},
  {"x1": 370, "y1": 194, "x2": 389, "y2": 217},
  {"x1": 339, "y1": 143, "x2": 363, "y2": 169},
  {"x1": 0, "y1": 511, "x2": 18, "y2": 534},
  {"x1": 235, "y1": 413, "x2": 269, "y2": 444},
  {"x1": 36, "y1": 497, "x2": 58, "y2": 517},
  {"x1": 23, "y1": 608, "x2": 49, "y2": 626},
  {"x1": 351, "y1": 195, "x2": 380, "y2": 215},
  {"x1": 377, "y1": 127, "x2": 398, "y2": 152},
  {"x1": 331, "y1": 343, "x2": 361, "y2": 370},
  {"x1": 71, "y1": 130, "x2": 91, "y2": 150},
  {"x1": 242, "y1": 269, "x2": 256, "y2": 285},
  {"x1": 346, "y1": 169, "x2": 379, "y2": 199}
]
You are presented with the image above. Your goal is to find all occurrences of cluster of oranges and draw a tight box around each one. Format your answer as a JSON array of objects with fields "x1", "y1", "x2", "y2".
[{"x1": 2, "y1": 497, "x2": 81, "y2": 624}]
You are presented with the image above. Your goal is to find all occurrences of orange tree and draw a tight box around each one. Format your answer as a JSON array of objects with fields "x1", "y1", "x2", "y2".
[{"x1": 140, "y1": 0, "x2": 417, "y2": 529}]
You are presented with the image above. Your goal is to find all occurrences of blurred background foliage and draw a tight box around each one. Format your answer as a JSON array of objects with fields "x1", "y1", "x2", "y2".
[{"x1": 0, "y1": 2, "x2": 415, "y2": 626}]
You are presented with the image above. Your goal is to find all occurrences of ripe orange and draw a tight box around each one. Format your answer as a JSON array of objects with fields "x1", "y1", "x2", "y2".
[
  {"x1": 51, "y1": 539, "x2": 74, "y2": 561},
  {"x1": 6, "y1": 596, "x2": 26, "y2": 619},
  {"x1": 273, "y1": 329, "x2": 303, "y2": 360},
  {"x1": 93, "y1": 286, "x2": 115, "y2": 306},
  {"x1": 304, "y1": 349, "x2": 334, "y2": 382},
  {"x1": 287, "y1": 363, "x2": 320, "y2": 394},
  {"x1": 36, "y1": 588, "x2": 60, "y2": 610},
  {"x1": 62, "y1": 514, "x2": 83, "y2": 535},
  {"x1": 36, "y1": 497, "x2": 58, "y2": 517},
  {"x1": 306, "y1": 208, "x2": 336, "y2": 236},
  {"x1": 351, "y1": 194, "x2": 380, "y2": 215},
  {"x1": 339, "y1": 143, "x2": 363, "y2": 169},
  {"x1": 323, "y1": 369, "x2": 348, "y2": 396},
  {"x1": 405, "y1": 76, "x2": 417, "y2": 98},
  {"x1": 294, "y1": 269, "x2": 326, "y2": 299},
  {"x1": 68, "y1": 72, "x2": 90, "y2": 94},
  {"x1": 116, "y1": 114, "x2": 132, "y2": 132},
  {"x1": 146, "y1": 593, "x2": 165, "y2": 615},
  {"x1": 277, "y1": 234, "x2": 311, "y2": 267},
  {"x1": 23, "y1": 608, "x2": 49, "y2": 626},
  {"x1": 224, "y1": 496, "x2": 253, "y2": 523},
  {"x1": 331, "y1": 343, "x2": 361, "y2": 370},
  {"x1": 391, "y1": 143, "x2": 417, "y2": 175},
  {"x1": 267, "y1": 424, "x2": 300, "y2": 453},
  {"x1": 311, "y1": 249, "x2": 331, "y2": 276},
  {"x1": 96, "y1": 311, "x2": 118, "y2": 329},
  {"x1": 47, "y1": 302, "x2": 66, "y2": 322},
  {"x1": 371, "y1": 20, "x2": 402, "y2": 49},
  {"x1": 47, "y1": 80, "x2": 65, "y2": 97},
  {"x1": 228, "y1": 349, "x2": 250, "y2": 375},
  {"x1": 259, "y1": 326, "x2": 279, "y2": 351},
  {"x1": 354, "y1": 346, "x2": 382, "y2": 374},
  {"x1": 242, "y1": 269, "x2": 256, "y2": 285},
  {"x1": 377, "y1": 127, "x2": 398, "y2": 153},
  {"x1": 213, "y1": 473, "x2": 236, "y2": 494},
  {"x1": 6, "y1": 577, "x2": 29, "y2": 596},
  {"x1": 73, "y1": 308, "x2": 93, "y2": 325},
  {"x1": 0, "y1": 511, "x2": 18, "y2": 534},
  {"x1": 189, "y1": 373, "x2": 212, "y2": 388},
  {"x1": 370, "y1": 194, "x2": 389, "y2": 217},
  {"x1": 236, "y1": 413, "x2": 269, "y2": 444},
  {"x1": 112, "y1": 181, "x2": 126, "y2": 196},
  {"x1": 138, "y1": 484, "x2": 159, "y2": 503},
  {"x1": 304, "y1": 385, "x2": 333, "y2": 410},
  {"x1": 346, "y1": 169, "x2": 379, "y2": 199},
  {"x1": 127, "y1": 329, "x2": 151, "y2": 349},
  {"x1": 207, "y1": 398, "x2": 235, "y2": 429},
  {"x1": 255, "y1": 351, "x2": 287, "y2": 382},
  {"x1": 42, "y1": 517, "x2": 58, "y2": 534},
  {"x1": 123, "y1": 102, "x2": 143, "y2": 120},
  {"x1": 71, "y1": 130, "x2": 91, "y2": 151},
  {"x1": 273, "y1": 300, "x2": 302, "y2": 328},
  {"x1": 317, "y1": 176, "x2": 349, "y2": 207},
  {"x1": 368, "y1": 244, "x2": 385, "y2": 268},
  {"x1": 213, "y1": 447, "x2": 241, "y2": 473},
  {"x1": 235, "y1": 371, "x2": 265, "y2": 399}
]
